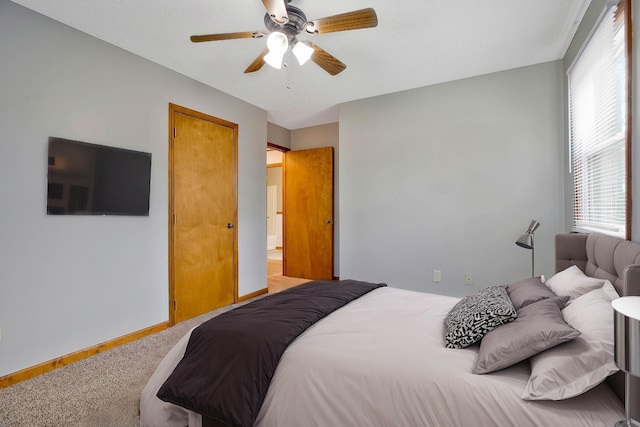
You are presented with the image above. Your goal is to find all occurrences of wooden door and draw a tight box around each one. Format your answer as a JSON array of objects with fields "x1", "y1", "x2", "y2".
[
  {"x1": 283, "y1": 147, "x2": 334, "y2": 280},
  {"x1": 169, "y1": 104, "x2": 237, "y2": 324}
]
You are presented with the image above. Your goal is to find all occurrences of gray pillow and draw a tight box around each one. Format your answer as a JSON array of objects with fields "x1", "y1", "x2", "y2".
[
  {"x1": 473, "y1": 296, "x2": 578, "y2": 374},
  {"x1": 507, "y1": 276, "x2": 556, "y2": 310},
  {"x1": 444, "y1": 286, "x2": 517, "y2": 349}
]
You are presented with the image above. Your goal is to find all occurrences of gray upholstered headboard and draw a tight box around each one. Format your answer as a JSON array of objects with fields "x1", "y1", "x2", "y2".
[
  {"x1": 556, "y1": 232, "x2": 640, "y2": 297},
  {"x1": 556, "y1": 232, "x2": 640, "y2": 420}
]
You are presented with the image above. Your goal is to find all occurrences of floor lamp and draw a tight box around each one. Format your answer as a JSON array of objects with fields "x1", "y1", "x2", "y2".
[
  {"x1": 613, "y1": 296, "x2": 640, "y2": 427},
  {"x1": 515, "y1": 220, "x2": 540, "y2": 277}
]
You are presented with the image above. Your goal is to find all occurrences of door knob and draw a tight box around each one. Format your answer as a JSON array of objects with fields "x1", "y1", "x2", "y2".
[
  {"x1": 325, "y1": 219, "x2": 333, "y2": 224},
  {"x1": 227, "y1": 223, "x2": 235, "y2": 229}
]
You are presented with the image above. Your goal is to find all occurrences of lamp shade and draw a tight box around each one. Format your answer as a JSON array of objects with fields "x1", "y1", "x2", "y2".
[
  {"x1": 515, "y1": 220, "x2": 540, "y2": 249},
  {"x1": 613, "y1": 296, "x2": 640, "y2": 376},
  {"x1": 515, "y1": 233, "x2": 533, "y2": 249},
  {"x1": 264, "y1": 32, "x2": 288, "y2": 69},
  {"x1": 292, "y1": 40, "x2": 313, "y2": 65}
]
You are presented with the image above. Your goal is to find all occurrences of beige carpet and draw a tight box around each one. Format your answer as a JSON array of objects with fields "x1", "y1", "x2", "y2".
[
  {"x1": 0, "y1": 302, "x2": 249, "y2": 427},
  {"x1": 0, "y1": 264, "x2": 309, "y2": 427}
]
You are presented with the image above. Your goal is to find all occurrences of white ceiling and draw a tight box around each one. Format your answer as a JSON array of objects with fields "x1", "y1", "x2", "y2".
[{"x1": 10, "y1": 0, "x2": 590, "y2": 130}]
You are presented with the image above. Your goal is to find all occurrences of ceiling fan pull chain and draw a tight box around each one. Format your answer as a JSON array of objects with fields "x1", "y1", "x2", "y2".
[{"x1": 286, "y1": 51, "x2": 292, "y2": 89}]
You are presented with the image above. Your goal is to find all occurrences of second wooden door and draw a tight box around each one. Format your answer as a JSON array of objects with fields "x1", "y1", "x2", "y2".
[{"x1": 283, "y1": 147, "x2": 334, "y2": 280}]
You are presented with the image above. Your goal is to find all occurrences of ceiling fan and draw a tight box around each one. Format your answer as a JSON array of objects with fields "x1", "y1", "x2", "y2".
[{"x1": 190, "y1": 0, "x2": 378, "y2": 76}]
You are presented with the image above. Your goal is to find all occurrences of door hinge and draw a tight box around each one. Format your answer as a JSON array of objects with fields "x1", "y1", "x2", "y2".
[
  {"x1": 173, "y1": 128, "x2": 176, "y2": 138},
  {"x1": 173, "y1": 214, "x2": 177, "y2": 225},
  {"x1": 173, "y1": 300, "x2": 176, "y2": 311}
]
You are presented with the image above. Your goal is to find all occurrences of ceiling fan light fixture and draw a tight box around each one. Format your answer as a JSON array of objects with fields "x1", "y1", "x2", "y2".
[
  {"x1": 190, "y1": 4, "x2": 378, "y2": 76},
  {"x1": 292, "y1": 41, "x2": 314, "y2": 65},
  {"x1": 265, "y1": 31, "x2": 288, "y2": 69},
  {"x1": 264, "y1": 50, "x2": 285, "y2": 69}
]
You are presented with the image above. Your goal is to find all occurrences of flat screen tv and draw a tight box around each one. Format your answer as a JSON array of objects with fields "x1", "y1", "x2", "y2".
[{"x1": 47, "y1": 137, "x2": 152, "y2": 216}]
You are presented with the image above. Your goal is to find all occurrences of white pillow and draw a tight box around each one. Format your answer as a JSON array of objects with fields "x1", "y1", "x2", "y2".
[
  {"x1": 522, "y1": 281, "x2": 619, "y2": 400},
  {"x1": 544, "y1": 265, "x2": 606, "y2": 300}
]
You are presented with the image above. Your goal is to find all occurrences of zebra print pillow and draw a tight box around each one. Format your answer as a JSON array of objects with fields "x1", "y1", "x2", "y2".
[{"x1": 444, "y1": 285, "x2": 517, "y2": 349}]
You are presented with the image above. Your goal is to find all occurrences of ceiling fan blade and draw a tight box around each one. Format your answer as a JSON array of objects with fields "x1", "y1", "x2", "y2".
[
  {"x1": 262, "y1": 0, "x2": 289, "y2": 24},
  {"x1": 310, "y1": 44, "x2": 346, "y2": 76},
  {"x1": 306, "y1": 8, "x2": 378, "y2": 34},
  {"x1": 244, "y1": 49, "x2": 269, "y2": 73},
  {"x1": 190, "y1": 31, "x2": 265, "y2": 43}
]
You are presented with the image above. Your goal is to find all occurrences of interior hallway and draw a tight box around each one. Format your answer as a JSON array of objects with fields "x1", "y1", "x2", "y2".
[{"x1": 267, "y1": 249, "x2": 310, "y2": 293}]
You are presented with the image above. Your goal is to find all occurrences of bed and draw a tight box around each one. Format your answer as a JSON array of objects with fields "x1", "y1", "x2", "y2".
[{"x1": 140, "y1": 232, "x2": 640, "y2": 426}]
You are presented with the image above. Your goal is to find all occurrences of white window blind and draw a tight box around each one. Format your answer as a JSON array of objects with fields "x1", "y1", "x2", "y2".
[{"x1": 568, "y1": 2, "x2": 627, "y2": 237}]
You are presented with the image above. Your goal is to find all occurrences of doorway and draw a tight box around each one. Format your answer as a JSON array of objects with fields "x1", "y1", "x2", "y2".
[
  {"x1": 169, "y1": 103, "x2": 238, "y2": 324},
  {"x1": 266, "y1": 146, "x2": 286, "y2": 288},
  {"x1": 265, "y1": 144, "x2": 334, "y2": 291}
]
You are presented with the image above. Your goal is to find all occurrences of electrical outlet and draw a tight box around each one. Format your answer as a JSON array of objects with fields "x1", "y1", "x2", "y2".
[
  {"x1": 465, "y1": 273, "x2": 473, "y2": 285},
  {"x1": 432, "y1": 270, "x2": 441, "y2": 283}
]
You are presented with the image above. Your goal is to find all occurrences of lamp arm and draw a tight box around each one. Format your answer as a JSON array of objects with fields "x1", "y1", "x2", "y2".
[{"x1": 531, "y1": 235, "x2": 535, "y2": 277}]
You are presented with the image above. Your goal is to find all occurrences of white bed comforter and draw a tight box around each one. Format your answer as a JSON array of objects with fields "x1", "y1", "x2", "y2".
[{"x1": 141, "y1": 287, "x2": 624, "y2": 427}]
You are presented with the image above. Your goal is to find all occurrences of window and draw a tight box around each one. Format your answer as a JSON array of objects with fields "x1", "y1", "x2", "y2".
[{"x1": 568, "y1": 0, "x2": 630, "y2": 238}]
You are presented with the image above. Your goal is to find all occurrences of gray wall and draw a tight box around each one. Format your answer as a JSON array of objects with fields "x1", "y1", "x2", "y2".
[
  {"x1": 267, "y1": 122, "x2": 291, "y2": 149},
  {"x1": 634, "y1": 0, "x2": 640, "y2": 241},
  {"x1": 339, "y1": 61, "x2": 565, "y2": 297},
  {"x1": 0, "y1": 0, "x2": 267, "y2": 377}
]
